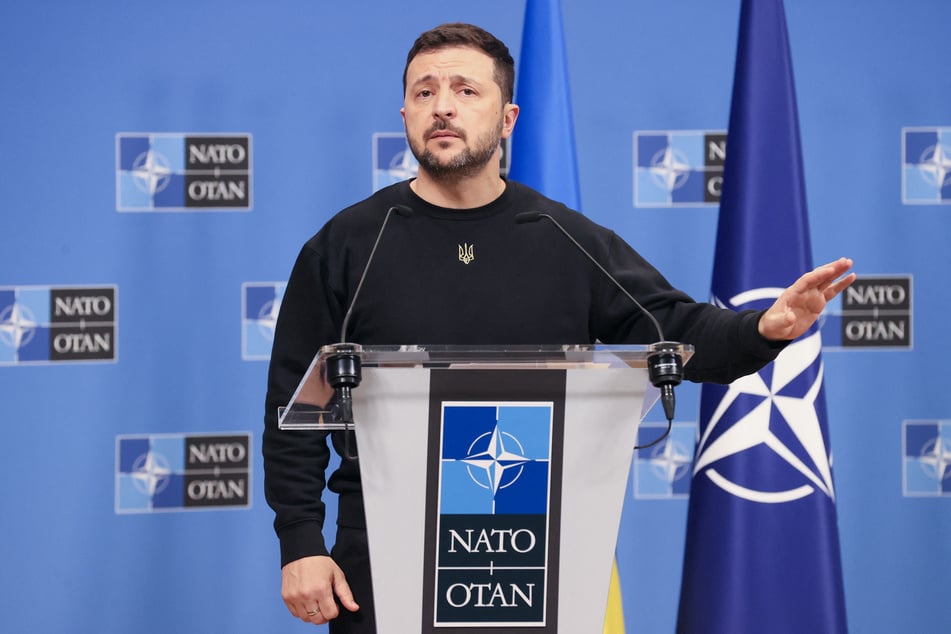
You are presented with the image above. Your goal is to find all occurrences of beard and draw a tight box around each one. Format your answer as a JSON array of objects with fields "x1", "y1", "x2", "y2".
[{"x1": 408, "y1": 118, "x2": 503, "y2": 182}]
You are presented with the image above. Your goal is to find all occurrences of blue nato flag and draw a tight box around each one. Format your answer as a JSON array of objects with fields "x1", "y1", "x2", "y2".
[
  {"x1": 508, "y1": 0, "x2": 581, "y2": 211},
  {"x1": 676, "y1": 1, "x2": 848, "y2": 633}
]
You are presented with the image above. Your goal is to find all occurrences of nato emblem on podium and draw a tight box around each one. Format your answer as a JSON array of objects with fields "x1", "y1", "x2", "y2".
[{"x1": 422, "y1": 370, "x2": 565, "y2": 632}]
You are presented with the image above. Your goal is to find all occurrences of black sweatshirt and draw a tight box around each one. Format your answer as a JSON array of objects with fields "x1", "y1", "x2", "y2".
[{"x1": 263, "y1": 179, "x2": 784, "y2": 566}]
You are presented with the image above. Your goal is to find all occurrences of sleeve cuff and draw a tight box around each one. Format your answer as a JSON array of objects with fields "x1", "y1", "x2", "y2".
[
  {"x1": 739, "y1": 310, "x2": 790, "y2": 359},
  {"x1": 278, "y1": 520, "x2": 329, "y2": 568}
]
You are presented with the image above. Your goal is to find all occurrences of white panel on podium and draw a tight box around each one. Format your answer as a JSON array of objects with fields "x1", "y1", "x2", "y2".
[{"x1": 281, "y1": 344, "x2": 691, "y2": 633}]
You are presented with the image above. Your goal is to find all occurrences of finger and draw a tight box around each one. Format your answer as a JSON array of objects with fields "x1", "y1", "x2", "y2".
[
  {"x1": 813, "y1": 261, "x2": 850, "y2": 287},
  {"x1": 305, "y1": 605, "x2": 326, "y2": 625},
  {"x1": 823, "y1": 272, "x2": 856, "y2": 299}
]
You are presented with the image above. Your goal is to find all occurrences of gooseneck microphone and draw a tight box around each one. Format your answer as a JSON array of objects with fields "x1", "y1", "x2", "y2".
[
  {"x1": 324, "y1": 204, "x2": 412, "y2": 459},
  {"x1": 514, "y1": 211, "x2": 684, "y2": 448}
]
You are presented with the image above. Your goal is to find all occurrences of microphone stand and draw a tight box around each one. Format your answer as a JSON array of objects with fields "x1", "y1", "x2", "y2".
[
  {"x1": 324, "y1": 205, "x2": 410, "y2": 459},
  {"x1": 514, "y1": 211, "x2": 684, "y2": 449}
]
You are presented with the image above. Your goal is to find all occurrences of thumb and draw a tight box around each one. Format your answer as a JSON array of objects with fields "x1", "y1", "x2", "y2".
[{"x1": 333, "y1": 570, "x2": 360, "y2": 612}]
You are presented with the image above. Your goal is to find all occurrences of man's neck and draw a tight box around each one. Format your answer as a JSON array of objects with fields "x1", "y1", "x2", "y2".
[{"x1": 410, "y1": 170, "x2": 507, "y2": 210}]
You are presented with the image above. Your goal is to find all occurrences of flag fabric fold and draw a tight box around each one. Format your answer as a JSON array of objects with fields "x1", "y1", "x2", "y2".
[
  {"x1": 508, "y1": 0, "x2": 581, "y2": 209},
  {"x1": 677, "y1": 1, "x2": 848, "y2": 632}
]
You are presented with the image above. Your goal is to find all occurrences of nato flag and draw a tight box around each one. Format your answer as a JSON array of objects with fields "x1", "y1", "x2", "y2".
[{"x1": 676, "y1": 1, "x2": 848, "y2": 632}]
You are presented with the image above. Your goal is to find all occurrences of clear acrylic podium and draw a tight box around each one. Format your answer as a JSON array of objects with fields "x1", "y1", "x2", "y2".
[{"x1": 280, "y1": 343, "x2": 691, "y2": 633}]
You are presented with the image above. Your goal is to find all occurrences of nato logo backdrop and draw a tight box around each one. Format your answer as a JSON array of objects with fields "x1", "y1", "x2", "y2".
[
  {"x1": 0, "y1": 285, "x2": 117, "y2": 365},
  {"x1": 902, "y1": 127, "x2": 951, "y2": 204},
  {"x1": 242, "y1": 282, "x2": 285, "y2": 360},
  {"x1": 116, "y1": 433, "x2": 252, "y2": 513},
  {"x1": 634, "y1": 130, "x2": 726, "y2": 207},
  {"x1": 633, "y1": 422, "x2": 694, "y2": 499},
  {"x1": 820, "y1": 275, "x2": 913, "y2": 349},
  {"x1": 116, "y1": 133, "x2": 252, "y2": 211},
  {"x1": 903, "y1": 420, "x2": 951, "y2": 497},
  {"x1": 434, "y1": 402, "x2": 552, "y2": 625}
]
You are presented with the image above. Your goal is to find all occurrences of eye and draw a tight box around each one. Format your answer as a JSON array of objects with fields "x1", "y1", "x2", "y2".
[{"x1": 460, "y1": 88, "x2": 476, "y2": 96}]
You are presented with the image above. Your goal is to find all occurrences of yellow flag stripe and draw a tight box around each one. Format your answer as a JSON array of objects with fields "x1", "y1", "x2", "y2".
[{"x1": 603, "y1": 557, "x2": 626, "y2": 633}]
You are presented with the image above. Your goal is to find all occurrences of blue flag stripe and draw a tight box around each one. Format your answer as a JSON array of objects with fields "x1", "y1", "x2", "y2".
[{"x1": 508, "y1": 0, "x2": 581, "y2": 211}]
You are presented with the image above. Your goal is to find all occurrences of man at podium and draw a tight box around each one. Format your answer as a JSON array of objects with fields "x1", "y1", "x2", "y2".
[{"x1": 262, "y1": 22, "x2": 854, "y2": 633}]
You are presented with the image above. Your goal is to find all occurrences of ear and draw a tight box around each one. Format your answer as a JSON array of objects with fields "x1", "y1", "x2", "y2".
[{"x1": 501, "y1": 103, "x2": 519, "y2": 139}]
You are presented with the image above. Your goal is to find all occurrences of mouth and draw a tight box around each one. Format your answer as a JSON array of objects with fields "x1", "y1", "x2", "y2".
[
  {"x1": 427, "y1": 123, "x2": 463, "y2": 142},
  {"x1": 429, "y1": 131, "x2": 459, "y2": 141}
]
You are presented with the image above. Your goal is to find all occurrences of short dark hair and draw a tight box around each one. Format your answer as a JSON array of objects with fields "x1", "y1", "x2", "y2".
[{"x1": 403, "y1": 23, "x2": 516, "y2": 104}]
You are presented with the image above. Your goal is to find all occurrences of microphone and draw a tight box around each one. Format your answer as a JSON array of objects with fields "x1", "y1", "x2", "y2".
[
  {"x1": 515, "y1": 211, "x2": 684, "y2": 447},
  {"x1": 340, "y1": 204, "x2": 414, "y2": 343},
  {"x1": 324, "y1": 204, "x2": 412, "y2": 458}
]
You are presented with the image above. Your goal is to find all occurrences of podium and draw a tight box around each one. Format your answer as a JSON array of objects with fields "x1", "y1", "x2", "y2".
[{"x1": 279, "y1": 343, "x2": 691, "y2": 633}]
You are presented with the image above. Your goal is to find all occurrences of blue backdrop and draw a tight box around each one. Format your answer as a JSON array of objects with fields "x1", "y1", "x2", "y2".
[{"x1": 1, "y1": 1, "x2": 949, "y2": 632}]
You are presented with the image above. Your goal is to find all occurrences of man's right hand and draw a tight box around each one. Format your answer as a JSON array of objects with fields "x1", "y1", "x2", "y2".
[{"x1": 281, "y1": 555, "x2": 360, "y2": 625}]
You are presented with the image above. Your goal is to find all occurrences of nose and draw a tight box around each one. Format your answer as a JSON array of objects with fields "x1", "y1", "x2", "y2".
[{"x1": 433, "y1": 89, "x2": 455, "y2": 119}]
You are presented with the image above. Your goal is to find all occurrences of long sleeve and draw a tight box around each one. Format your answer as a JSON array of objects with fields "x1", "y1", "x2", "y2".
[
  {"x1": 590, "y1": 230, "x2": 786, "y2": 383},
  {"x1": 262, "y1": 244, "x2": 343, "y2": 566}
]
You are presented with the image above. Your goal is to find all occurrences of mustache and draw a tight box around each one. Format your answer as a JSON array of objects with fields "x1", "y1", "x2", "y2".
[{"x1": 426, "y1": 120, "x2": 466, "y2": 140}]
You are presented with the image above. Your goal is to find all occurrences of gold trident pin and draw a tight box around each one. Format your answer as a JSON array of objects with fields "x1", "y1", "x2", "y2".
[{"x1": 458, "y1": 243, "x2": 474, "y2": 264}]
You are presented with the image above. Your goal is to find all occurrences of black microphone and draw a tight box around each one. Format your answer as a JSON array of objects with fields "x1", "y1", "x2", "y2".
[
  {"x1": 324, "y1": 204, "x2": 412, "y2": 458},
  {"x1": 340, "y1": 204, "x2": 414, "y2": 343},
  {"x1": 515, "y1": 211, "x2": 684, "y2": 446}
]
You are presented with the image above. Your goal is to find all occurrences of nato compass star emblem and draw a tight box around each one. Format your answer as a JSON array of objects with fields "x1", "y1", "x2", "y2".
[
  {"x1": 130, "y1": 450, "x2": 172, "y2": 496},
  {"x1": 648, "y1": 436, "x2": 693, "y2": 484},
  {"x1": 256, "y1": 297, "x2": 281, "y2": 340},
  {"x1": 902, "y1": 128, "x2": 951, "y2": 204},
  {"x1": 902, "y1": 421, "x2": 951, "y2": 496},
  {"x1": 461, "y1": 426, "x2": 531, "y2": 495},
  {"x1": 918, "y1": 436, "x2": 951, "y2": 482},
  {"x1": 0, "y1": 302, "x2": 37, "y2": 350},
  {"x1": 693, "y1": 290, "x2": 835, "y2": 504},
  {"x1": 649, "y1": 146, "x2": 691, "y2": 192},
  {"x1": 131, "y1": 149, "x2": 172, "y2": 195},
  {"x1": 917, "y1": 142, "x2": 951, "y2": 189},
  {"x1": 387, "y1": 145, "x2": 419, "y2": 181}
]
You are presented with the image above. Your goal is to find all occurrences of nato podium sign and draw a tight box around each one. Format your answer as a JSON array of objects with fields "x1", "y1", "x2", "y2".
[{"x1": 279, "y1": 344, "x2": 687, "y2": 632}]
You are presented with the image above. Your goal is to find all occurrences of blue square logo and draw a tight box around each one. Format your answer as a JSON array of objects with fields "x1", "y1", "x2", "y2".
[
  {"x1": 902, "y1": 127, "x2": 951, "y2": 205},
  {"x1": 242, "y1": 282, "x2": 285, "y2": 361},
  {"x1": 634, "y1": 130, "x2": 726, "y2": 207},
  {"x1": 903, "y1": 420, "x2": 951, "y2": 497}
]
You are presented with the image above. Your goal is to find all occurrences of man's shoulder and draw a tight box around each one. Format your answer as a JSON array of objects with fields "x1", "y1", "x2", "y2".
[
  {"x1": 303, "y1": 181, "x2": 412, "y2": 247},
  {"x1": 335, "y1": 181, "x2": 410, "y2": 221},
  {"x1": 506, "y1": 181, "x2": 610, "y2": 235}
]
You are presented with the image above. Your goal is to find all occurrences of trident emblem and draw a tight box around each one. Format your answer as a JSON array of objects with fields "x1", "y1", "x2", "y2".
[{"x1": 458, "y1": 243, "x2": 474, "y2": 264}]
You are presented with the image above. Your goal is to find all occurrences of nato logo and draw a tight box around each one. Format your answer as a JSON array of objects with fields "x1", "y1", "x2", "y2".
[
  {"x1": 373, "y1": 133, "x2": 419, "y2": 192},
  {"x1": 903, "y1": 420, "x2": 951, "y2": 497},
  {"x1": 242, "y1": 282, "x2": 285, "y2": 360},
  {"x1": 902, "y1": 127, "x2": 951, "y2": 204},
  {"x1": 435, "y1": 402, "x2": 552, "y2": 625},
  {"x1": 116, "y1": 133, "x2": 252, "y2": 211},
  {"x1": 116, "y1": 433, "x2": 252, "y2": 513},
  {"x1": 373, "y1": 132, "x2": 509, "y2": 192},
  {"x1": 696, "y1": 288, "x2": 836, "y2": 505},
  {"x1": 820, "y1": 275, "x2": 912, "y2": 349},
  {"x1": 634, "y1": 130, "x2": 726, "y2": 207},
  {"x1": 0, "y1": 285, "x2": 117, "y2": 365},
  {"x1": 633, "y1": 422, "x2": 694, "y2": 499}
]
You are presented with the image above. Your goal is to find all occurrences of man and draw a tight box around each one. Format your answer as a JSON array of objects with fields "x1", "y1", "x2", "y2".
[{"x1": 263, "y1": 23, "x2": 854, "y2": 632}]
